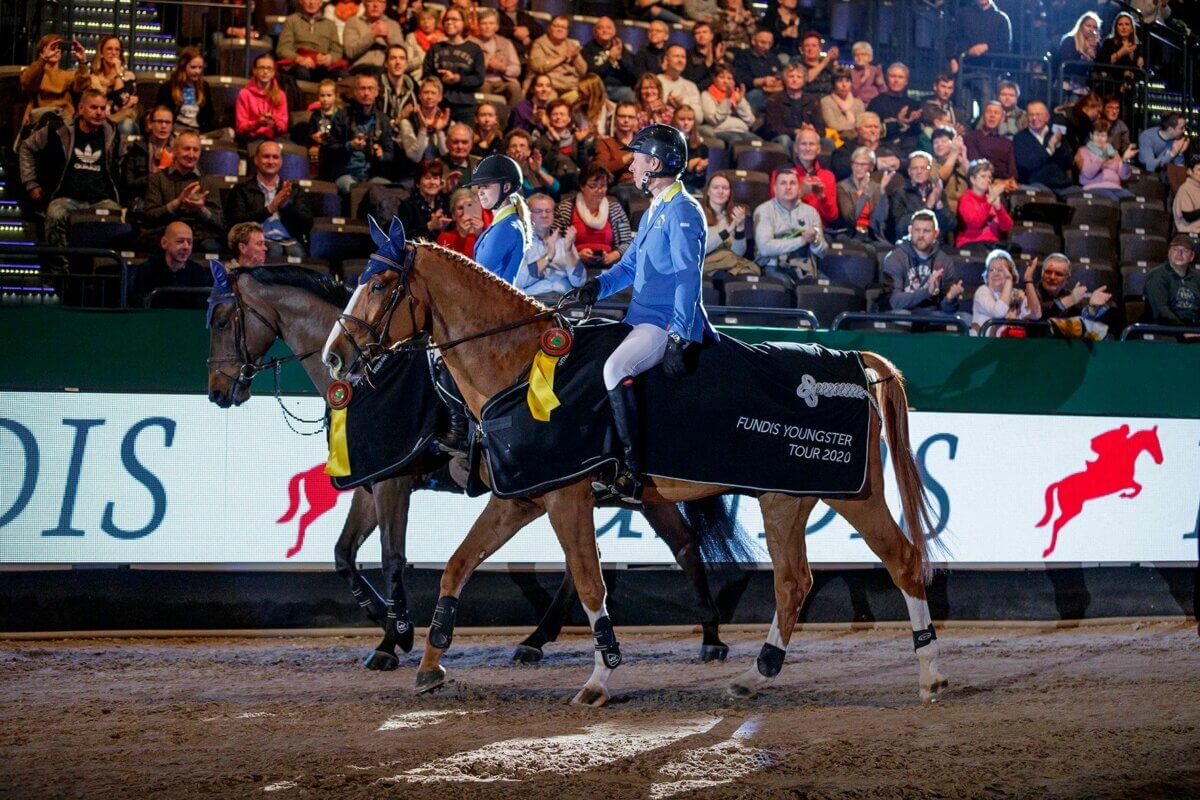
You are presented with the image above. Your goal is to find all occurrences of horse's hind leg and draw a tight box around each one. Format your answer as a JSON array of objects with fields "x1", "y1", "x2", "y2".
[
  {"x1": 370, "y1": 476, "x2": 417, "y2": 670},
  {"x1": 826, "y1": 489, "x2": 948, "y2": 703},
  {"x1": 416, "y1": 496, "x2": 546, "y2": 694},
  {"x1": 642, "y1": 503, "x2": 727, "y2": 662},
  {"x1": 729, "y1": 494, "x2": 817, "y2": 699},
  {"x1": 334, "y1": 488, "x2": 386, "y2": 628},
  {"x1": 513, "y1": 564, "x2": 578, "y2": 663}
]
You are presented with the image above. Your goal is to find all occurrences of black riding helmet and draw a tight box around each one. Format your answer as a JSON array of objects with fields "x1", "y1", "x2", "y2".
[
  {"x1": 460, "y1": 154, "x2": 523, "y2": 209},
  {"x1": 621, "y1": 124, "x2": 688, "y2": 193}
]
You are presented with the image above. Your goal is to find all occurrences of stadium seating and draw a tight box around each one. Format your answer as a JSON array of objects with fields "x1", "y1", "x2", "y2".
[
  {"x1": 1119, "y1": 233, "x2": 1168, "y2": 266},
  {"x1": 794, "y1": 283, "x2": 865, "y2": 327},
  {"x1": 308, "y1": 218, "x2": 374, "y2": 271}
]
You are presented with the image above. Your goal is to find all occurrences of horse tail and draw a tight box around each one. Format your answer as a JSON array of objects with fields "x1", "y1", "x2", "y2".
[
  {"x1": 277, "y1": 471, "x2": 305, "y2": 524},
  {"x1": 680, "y1": 496, "x2": 755, "y2": 566},
  {"x1": 866, "y1": 352, "x2": 940, "y2": 584},
  {"x1": 1035, "y1": 482, "x2": 1057, "y2": 528}
]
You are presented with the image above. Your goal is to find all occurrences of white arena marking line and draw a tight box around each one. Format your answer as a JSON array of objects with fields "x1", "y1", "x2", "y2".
[
  {"x1": 376, "y1": 710, "x2": 485, "y2": 731},
  {"x1": 649, "y1": 716, "x2": 775, "y2": 799},
  {"x1": 262, "y1": 781, "x2": 297, "y2": 792},
  {"x1": 383, "y1": 716, "x2": 721, "y2": 784},
  {"x1": 200, "y1": 711, "x2": 277, "y2": 722}
]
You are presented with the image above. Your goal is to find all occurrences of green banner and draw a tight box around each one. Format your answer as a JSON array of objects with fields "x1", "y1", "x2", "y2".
[{"x1": 3, "y1": 307, "x2": 1198, "y2": 418}]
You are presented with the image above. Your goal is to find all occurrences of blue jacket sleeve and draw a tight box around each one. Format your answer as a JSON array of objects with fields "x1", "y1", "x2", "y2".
[
  {"x1": 668, "y1": 202, "x2": 706, "y2": 336},
  {"x1": 597, "y1": 235, "x2": 637, "y2": 299}
]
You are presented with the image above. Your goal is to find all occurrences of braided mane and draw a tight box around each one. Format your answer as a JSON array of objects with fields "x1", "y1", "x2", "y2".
[{"x1": 415, "y1": 238, "x2": 548, "y2": 314}]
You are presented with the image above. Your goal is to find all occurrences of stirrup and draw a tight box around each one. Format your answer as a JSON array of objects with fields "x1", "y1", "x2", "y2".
[
  {"x1": 599, "y1": 468, "x2": 642, "y2": 505},
  {"x1": 437, "y1": 431, "x2": 467, "y2": 456}
]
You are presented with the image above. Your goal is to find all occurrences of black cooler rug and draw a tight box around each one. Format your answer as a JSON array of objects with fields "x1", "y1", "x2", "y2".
[
  {"x1": 479, "y1": 320, "x2": 872, "y2": 498},
  {"x1": 327, "y1": 340, "x2": 450, "y2": 491}
]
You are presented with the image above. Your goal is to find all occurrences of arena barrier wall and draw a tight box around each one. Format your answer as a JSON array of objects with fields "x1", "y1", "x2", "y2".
[{"x1": 1, "y1": 308, "x2": 1197, "y2": 628}]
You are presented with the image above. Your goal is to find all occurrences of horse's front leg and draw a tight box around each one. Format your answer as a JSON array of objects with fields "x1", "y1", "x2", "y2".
[
  {"x1": 1120, "y1": 481, "x2": 1142, "y2": 499},
  {"x1": 374, "y1": 476, "x2": 416, "y2": 661},
  {"x1": 544, "y1": 482, "x2": 616, "y2": 707},
  {"x1": 415, "y1": 496, "x2": 545, "y2": 694}
]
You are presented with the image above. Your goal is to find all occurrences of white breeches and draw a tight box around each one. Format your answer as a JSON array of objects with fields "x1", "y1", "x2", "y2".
[{"x1": 603, "y1": 323, "x2": 669, "y2": 390}]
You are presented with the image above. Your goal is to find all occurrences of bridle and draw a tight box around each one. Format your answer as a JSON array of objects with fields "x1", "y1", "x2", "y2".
[
  {"x1": 330, "y1": 241, "x2": 586, "y2": 379},
  {"x1": 206, "y1": 270, "x2": 322, "y2": 431}
]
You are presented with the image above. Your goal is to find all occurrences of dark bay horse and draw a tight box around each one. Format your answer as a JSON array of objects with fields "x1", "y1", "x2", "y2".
[
  {"x1": 205, "y1": 262, "x2": 734, "y2": 669},
  {"x1": 323, "y1": 217, "x2": 949, "y2": 706}
]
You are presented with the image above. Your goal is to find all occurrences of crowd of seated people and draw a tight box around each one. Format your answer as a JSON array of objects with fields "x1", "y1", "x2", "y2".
[{"x1": 9, "y1": 0, "x2": 1198, "y2": 334}]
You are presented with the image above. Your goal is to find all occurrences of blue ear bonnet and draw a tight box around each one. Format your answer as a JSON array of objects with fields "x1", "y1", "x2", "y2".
[
  {"x1": 206, "y1": 258, "x2": 234, "y2": 328},
  {"x1": 360, "y1": 215, "x2": 409, "y2": 285}
]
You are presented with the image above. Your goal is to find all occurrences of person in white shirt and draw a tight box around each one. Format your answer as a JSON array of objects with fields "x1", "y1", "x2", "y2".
[
  {"x1": 515, "y1": 192, "x2": 584, "y2": 297},
  {"x1": 753, "y1": 167, "x2": 828, "y2": 285},
  {"x1": 659, "y1": 45, "x2": 704, "y2": 126},
  {"x1": 971, "y1": 248, "x2": 1040, "y2": 335}
]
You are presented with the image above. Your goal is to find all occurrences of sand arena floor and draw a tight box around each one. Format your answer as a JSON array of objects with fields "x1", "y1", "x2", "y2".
[{"x1": 1, "y1": 622, "x2": 1198, "y2": 799}]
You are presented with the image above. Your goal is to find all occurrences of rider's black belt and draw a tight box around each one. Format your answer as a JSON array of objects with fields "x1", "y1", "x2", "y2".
[{"x1": 479, "y1": 321, "x2": 871, "y2": 498}]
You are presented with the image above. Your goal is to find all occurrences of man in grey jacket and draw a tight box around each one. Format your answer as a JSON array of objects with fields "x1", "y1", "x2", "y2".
[
  {"x1": 19, "y1": 88, "x2": 127, "y2": 252},
  {"x1": 880, "y1": 209, "x2": 964, "y2": 315},
  {"x1": 342, "y1": 0, "x2": 404, "y2": 70},
  {"x1": 277, "y1": 0, "x2": 344, "y2": 81},
  {"x1": 753, "y1": 168, "x2": 829, "y2": 286}
]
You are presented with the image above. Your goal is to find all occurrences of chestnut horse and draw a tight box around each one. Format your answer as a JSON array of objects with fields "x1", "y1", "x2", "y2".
[
  {"x1": 322, "y1": 217, "x2": 949, "y2": 706},
  {"x1": 206, "y1": 262, "x2": 736, "y2": 670}
]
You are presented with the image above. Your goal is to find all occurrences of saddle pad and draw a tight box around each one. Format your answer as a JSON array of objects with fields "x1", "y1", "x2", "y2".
[
  {"x1": 479, "y1": 321, "x2": 871, "y2": 498},
  {"x1": 328, "y1": 341, "x2": 446, "y2": 490}
]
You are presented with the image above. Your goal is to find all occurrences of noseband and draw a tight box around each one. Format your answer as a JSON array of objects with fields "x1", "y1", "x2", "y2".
[{"x1": 332, "y1": 244, "x2": 421, "y2": 379}]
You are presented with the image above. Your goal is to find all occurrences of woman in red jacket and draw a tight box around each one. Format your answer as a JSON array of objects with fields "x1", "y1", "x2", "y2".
[
  {"x1": 235, "y1": 53, "x2": 289, "y2": 145},
  {"x1": 955, "y1": 158, "x2": 1012, "y2": 247}
]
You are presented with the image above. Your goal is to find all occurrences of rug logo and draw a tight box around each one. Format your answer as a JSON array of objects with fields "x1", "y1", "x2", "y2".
[
  {"x1": 796, "y1": 374, "x2": 819, "y2": 407},
  {"x1": 1035, "y1": 425, "x2": 1163, "y2": 557},
  {"x1": 278, "y1": 463, "x2": 349, "y2": 558}
]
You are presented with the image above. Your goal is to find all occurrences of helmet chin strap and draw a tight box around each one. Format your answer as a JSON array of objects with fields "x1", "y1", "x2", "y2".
[{"x1": 485, "y1": 181, "x2": 513, "y2": 211}]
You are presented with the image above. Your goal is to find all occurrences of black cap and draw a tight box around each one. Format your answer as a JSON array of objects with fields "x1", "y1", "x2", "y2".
[
  {"x1": 621, "y1": 124, "x2": 688, "y2": 179},
  {"x1": 460, "y1": 154, "x2": 523, "y2": 196}
]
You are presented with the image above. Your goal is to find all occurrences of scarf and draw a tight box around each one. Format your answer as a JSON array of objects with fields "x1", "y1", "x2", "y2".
[
  {"x1": 707, "y1": 83, "x2": 729, "y2": 104},
  {"x1": 574, "y1": 194, "x2": 609, "y2": 229},
  {"x1": 1086, "y1": 142, "x2": 1117, "y2": 160},
  {"x1": 829, "y1": 91, "x2": 856, "y2": 114}
]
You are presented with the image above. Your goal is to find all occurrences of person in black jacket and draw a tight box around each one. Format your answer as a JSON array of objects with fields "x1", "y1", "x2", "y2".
[
  {"x1": 226, "y1": 141, "x2": 314, "y2": 259},
  {"x1": 946, "y1": 0, "x2": 1012, "y2": 108},
  {"x1": 1013, "y1": 101, "x2": 1074, "y2": 194},
  {"x1": 423, "y1": 8, "x2": 485, "y2": 123},
  {"x1": 496, "y1": 0, "x2": 545, "y2": 59},
  {"x1": 321, "y1": 72, "x2": 395, "y2": 195},
  {"x1": 581, "y1": 17, "x2": 638, "y2": 104},
  {"x1": 126, "y1": 221, "x2": 212, "y2": 306},
  {"x1": 121, "y1": 105, "x2": 176, "y2": 212}
]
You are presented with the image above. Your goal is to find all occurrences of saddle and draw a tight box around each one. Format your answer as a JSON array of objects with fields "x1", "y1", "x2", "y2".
[{"x1": 478, "y1": 320, "x2": 873, "y2": 498}]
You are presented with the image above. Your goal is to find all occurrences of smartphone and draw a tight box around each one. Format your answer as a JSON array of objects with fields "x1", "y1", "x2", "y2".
[{"x1": 1051, "y1": 124, "x2": 1067, "y2": 136}]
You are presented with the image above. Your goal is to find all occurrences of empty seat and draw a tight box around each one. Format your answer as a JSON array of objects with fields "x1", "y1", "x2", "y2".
[
  {"x1": 1066, "y1": 203, "x2": 1120, "y2": 235},
  {"x1": 206, "y1": 76, "x2": 248, "y2": 131},
  {"x1": 820, "y1": 252, "x2": 876, "y2": 291},
  {"x1": 1068, "y1": 192, "x2": 1119, "y2": 209},
  {"x1": 308, "y1": 218, "x2": 374, "y2": 267},
  {"x1": 702, "y1": 280, "x2": 720, "y2": 306},
  {"x1": 734, "y1": 147, "x2": 791, "y2": 175},
  {"x1": 198, "y1": 143, "x2": 243, "y2": 177},
  {"x1": 297, "y1": 179, "x2": 343, "y2": 218},
  {"x1": 1119, "y1": 233, "x2": 1168, "y2": 266},
  {"x1": 1120, "y1": 204, "x2": 1170, "y2": 237},
  {"x1": 1009, "y1": 188, "x2": 1058, "y2": 211},
  {"x1": 1063, "y1": 228, "x2": 1117, "y2": 264},
  {"x1": 341, "y1": 258, "x2": 370, "y2": 284},
  {"x1": 613, "y1": 22, "x2": 648, "y2": 52},
  {"x1": 946, "y1": 255, "x2": 986, "y2": 292},
  {"x1": 794, "y1": 283, "x2": 864, "y2": 328},
  {"x1": 1071, "y1": 266, "x2": 1117, "y2": 293},
  {"x1": 217, "y1": 37, "x2": 271, "y2": 77},
  {"x1": 1127, "y1": 176, "x2": 1166, "y2": 202},
  {"x1": 1009, "y1": 228, "x2": 1061, "y2": 259},
  {"x1": 724, "y1": 281, "x2": 793, "y2": 309},
  {"x1": 530, "y1": 0, "x2": 575, "y2": 15},
  {"x1": 704, "y1": 138, "x2": 729, "y2": 180},
  {"x1": 723, "y1": 170, "x2": 772, "y2": 213},
  {"x1": 68, "y1": 212, "x2": 132, "y2": 250},
  {"x1": 1121, "y1": 265, "x2": 1150, "y2": 298}
]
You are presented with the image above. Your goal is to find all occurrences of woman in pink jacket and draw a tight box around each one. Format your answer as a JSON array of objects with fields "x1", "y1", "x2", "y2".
[
  {"x1": 1074, "y1": 119, "x2": 1138, "y2": 201},
  {"x1": 235, "y1": 53, "x2": 289, "y2": 144}
]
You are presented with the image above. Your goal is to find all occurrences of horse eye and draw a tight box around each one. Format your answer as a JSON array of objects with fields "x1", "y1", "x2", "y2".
[
  {"x1": 215, "y1": 319, "x2": 230, "y2": 331},
  {"x1": 370, "y1": 281, "x2": 384, "y2": 293}
]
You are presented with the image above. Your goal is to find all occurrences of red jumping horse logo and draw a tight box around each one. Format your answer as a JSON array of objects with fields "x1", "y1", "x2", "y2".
[
  {"x1": 277, "y1": 463, "x2": 348, "y2": 558},
  {"x1": 1036, "y1": 425, "x2": 1163, "y2": 557}
]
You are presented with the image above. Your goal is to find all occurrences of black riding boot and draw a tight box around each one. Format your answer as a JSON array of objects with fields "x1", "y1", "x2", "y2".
[
  {"x1": 435, "y1": 360, "x2": 469, "y2": 455},
  {"x1": 606, "y1": 378, "x2": 644, "y2": 504}
]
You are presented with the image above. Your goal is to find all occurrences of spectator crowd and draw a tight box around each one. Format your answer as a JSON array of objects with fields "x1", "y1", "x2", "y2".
[{"x1": 12, "y1": 0, "x2": 1200, "y2": 332}]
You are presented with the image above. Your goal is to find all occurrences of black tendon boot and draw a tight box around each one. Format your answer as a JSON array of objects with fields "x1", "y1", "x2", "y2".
[
  {"x1": 606, "y1": 377, "x2": 644, "y2": 504},
  {"x1": 435, "y1": 359, "x2": 469, "y2": 455}
]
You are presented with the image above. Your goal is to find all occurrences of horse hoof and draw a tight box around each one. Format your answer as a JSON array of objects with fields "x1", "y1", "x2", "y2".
[
  {"x1": 397, "y1": 625, "x2": 415, "y2": 654},
  {"x1": 415, "y1": 666, "x2": 446, "y2": 694},
  {"x1": 364, "y1": 650, "x2": 399, "y2": 671},
  {"x1": 570, "y1": 686, "x2": 609, "y2": 707},
  {"x1": 511, "y1": 644, "x2": 544, "y2": 664},
  {"x1": 920, "y1": 677, "x2": 949, "y2": 704},
  {"x1": 699, "y1": 644, "x2": 729, "y2": 663},
  {"x1": 726, "y1": 682, "x2": 756, "y2": 699}
]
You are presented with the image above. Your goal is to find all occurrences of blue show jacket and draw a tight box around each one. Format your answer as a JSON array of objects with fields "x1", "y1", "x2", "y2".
[{"x1": 596, "y1": 182, "x2": 718, "y2": 343}]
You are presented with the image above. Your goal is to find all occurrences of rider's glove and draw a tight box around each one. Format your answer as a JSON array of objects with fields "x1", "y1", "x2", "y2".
[{"x1": 662, "y1": 332, "x2": 687, "y2": 380}]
